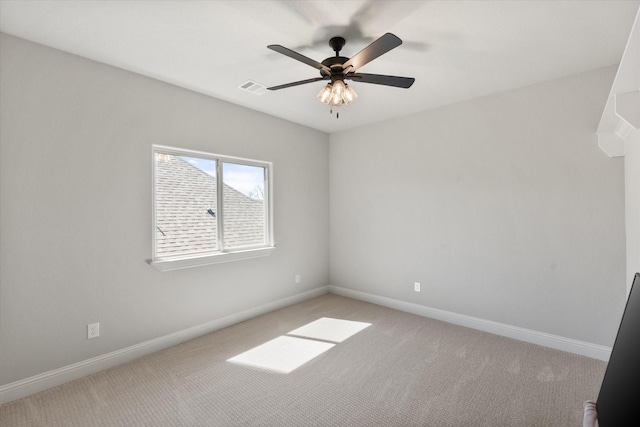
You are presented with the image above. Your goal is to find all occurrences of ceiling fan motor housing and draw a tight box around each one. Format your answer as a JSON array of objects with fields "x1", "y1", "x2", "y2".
[
  {"x1": 320, "y1": 37, "x2": 349, "y2": 77},
  {"x1": 321, "y1": 57, "x2": 350, "y2": 77}
]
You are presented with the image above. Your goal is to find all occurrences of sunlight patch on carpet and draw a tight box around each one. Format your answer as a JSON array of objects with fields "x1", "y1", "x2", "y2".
[
  {"x1": 228, "y1": 318, "x2": 371, "y2": 373},
  {"x1": 227, "y1": 336, "x2": 335, "y2": 373},
  {"x1": 287, "y1": 317, "x2": 371, "y2": 343}
]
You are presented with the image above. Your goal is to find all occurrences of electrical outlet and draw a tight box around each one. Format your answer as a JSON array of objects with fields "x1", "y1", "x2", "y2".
[
  {"x1": 87, "y1": 322, "x2": 100, "y2": 339},
  {"x1": 414, "y1": 282, "x2": 421, "y2": 292},
  {"x1": 295, "y1": 274, "x2": 301, "y2": 284}
]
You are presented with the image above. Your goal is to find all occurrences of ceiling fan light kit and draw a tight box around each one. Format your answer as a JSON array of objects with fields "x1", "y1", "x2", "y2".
[
  {"x1": 267, "y1": 33, "x2": 415, "y2": 118},
  {"x1": 317, "y1": 80, "x2": 358, "y2": 107}
]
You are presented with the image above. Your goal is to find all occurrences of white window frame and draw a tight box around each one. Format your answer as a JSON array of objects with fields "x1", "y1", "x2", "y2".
[{"x1": 149, "y1": 145, "x2": 274, "y2": 271}]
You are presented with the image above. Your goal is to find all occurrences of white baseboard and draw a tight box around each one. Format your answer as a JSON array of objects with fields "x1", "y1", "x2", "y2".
[
  {"x1": 1, "y1": 285, "x2": 610, "y2": 404},
  {"x1": 0, "y1": 286, "x2": 329, "y2": 404},
  {"x1": 328, "y1": 285, "x2": 612, "y2": 362}
]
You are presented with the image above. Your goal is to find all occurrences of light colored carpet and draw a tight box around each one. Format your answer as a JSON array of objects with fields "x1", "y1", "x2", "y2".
[{"x1": 0, "y1": 294, "x2": 606, "y2": 426}]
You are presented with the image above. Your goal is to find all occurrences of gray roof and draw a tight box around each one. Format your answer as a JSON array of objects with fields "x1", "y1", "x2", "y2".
[{"x1": 155, "y1": 155, "x2": 265, "y2": 258}]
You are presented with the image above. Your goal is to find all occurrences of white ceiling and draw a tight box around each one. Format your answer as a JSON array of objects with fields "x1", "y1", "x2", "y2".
[{"x1": 1, "y1": 0, "x2": 638, "y2": 133}]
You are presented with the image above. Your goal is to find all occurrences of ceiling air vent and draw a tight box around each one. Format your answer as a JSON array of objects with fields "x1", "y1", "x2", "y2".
[{"x1": 238, "y1": 80, "x2": 266, "y2": 95}]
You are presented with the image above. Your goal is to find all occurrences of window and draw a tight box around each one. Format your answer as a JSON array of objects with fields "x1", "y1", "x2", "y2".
[{"x1": 150, "y1": 145, "x2": 273, "y2": 271}]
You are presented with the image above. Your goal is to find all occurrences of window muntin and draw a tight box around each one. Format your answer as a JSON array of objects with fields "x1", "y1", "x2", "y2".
[{"x1": 152, "y1": 146, "x2": 272, "y2": 265}]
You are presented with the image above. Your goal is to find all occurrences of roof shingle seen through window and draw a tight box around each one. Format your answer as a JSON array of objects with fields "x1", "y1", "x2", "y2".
[{"x1": 155, "y1": 155, "x2": 265, "y2": 258}]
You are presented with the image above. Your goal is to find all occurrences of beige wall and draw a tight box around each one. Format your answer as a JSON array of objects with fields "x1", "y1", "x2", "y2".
[
  {"x1": 0, "y1": 33, "x2": 330, "y2": 386},
  {"x1": 329, "y1": 66, "x2": 626, "y2": 347}
]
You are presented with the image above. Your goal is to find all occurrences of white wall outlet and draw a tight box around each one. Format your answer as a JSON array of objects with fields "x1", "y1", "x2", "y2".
[
  {"x1": 295, "y1": 274, "x2": 301, "y2": 284},
  {"x1": 87, "y1": 322, "x2": 100, "y2": 339},
  {"x1": 414, "y1": 282, "x2": 421, "y2": 292}
]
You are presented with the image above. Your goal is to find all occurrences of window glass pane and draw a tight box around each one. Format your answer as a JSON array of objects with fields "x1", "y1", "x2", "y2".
[
  {"x1": 222, "y1": 162, "x2": 266, "y2": 249},
  {"x1": 155, "y1": 153, "x2": 218, "y2": 257}
]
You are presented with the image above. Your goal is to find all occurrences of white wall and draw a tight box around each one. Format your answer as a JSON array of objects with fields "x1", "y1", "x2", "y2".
[
  {"x1": 0, "y1": 30, "x2": 630, "y2": 395},
  {"x1": 330, "y1": 66, "x2": 626, "y2": 347},
  {"x1": 626, "y1": 131, "x2": 640, "y2": 293},
  {"x1": 596, "y1": 9, "x2": 640, "y2": 294},
  {"x1": 0, "y1": 34, "x2": 330, "y2": 386},
  {"x1": 622, "y1": 11, "x2": 640, "y2": 293}
]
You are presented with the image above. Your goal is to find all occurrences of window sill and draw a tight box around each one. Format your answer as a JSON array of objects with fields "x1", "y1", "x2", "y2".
[{"x1": 149, "y1": 247, "x2": 275, "y2": 272}]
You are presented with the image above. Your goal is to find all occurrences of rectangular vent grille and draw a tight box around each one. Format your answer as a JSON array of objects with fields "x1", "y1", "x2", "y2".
[{"x1": 238, "y1": 80, "x2": 267, "y2": 95}]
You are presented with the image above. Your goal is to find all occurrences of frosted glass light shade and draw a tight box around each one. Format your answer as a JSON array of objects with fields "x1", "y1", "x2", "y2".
[
  {"x1": 317, "y1": 80, "x2": 357, "y2": 107},
  {"x1": 317, "y1": 84, "x2": 332, "y2": 104},
  {"x1": 343, "y1": 84, "x2": 358, "y2": 105}
]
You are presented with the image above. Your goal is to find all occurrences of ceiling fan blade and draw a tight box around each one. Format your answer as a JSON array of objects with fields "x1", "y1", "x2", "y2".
[
  {"x1": 341, "y1": 33, "x2": 403, "y2": 72},
  {"x1": 267, "y1": 77, "x2": 328, "y2": 91},
  {"x1": 268, "y1": 45, "x2": 331, "y2": 75},
  {"x1": 346, "y1": 73, "x2": 415, "y2": 88}
]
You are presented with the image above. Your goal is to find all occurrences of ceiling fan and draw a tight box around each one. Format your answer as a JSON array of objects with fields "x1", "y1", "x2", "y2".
[{"x1": 267, "y1": 33, "x2": 415, "y2": 115}]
